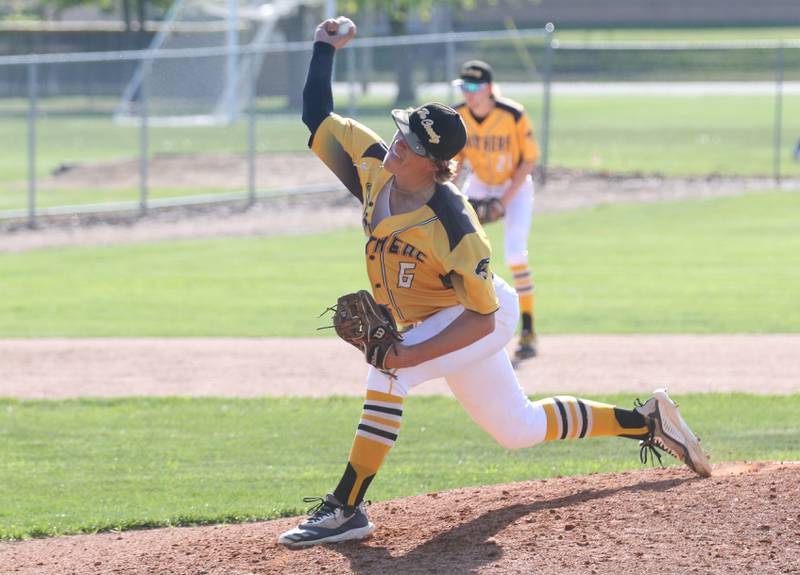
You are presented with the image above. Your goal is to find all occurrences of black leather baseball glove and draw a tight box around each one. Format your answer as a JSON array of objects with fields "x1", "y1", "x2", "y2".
[
  {"x1": 332, "y1": 290, "x2": 402, "y2": 370},
  {"x1": 468, "y1": 197, "x2": 505, "y2": 224}
]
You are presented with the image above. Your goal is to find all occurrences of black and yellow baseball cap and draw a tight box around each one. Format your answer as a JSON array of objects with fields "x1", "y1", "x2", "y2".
[
  {"x1": 390, "y1": 102, "x2": 467, "y2": 162},
  {"x1": 452, "y1": 60, "x2": 493, "y2": 90}
]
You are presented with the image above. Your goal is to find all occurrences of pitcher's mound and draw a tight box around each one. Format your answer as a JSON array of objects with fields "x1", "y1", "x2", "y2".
[{"x1": 3, "y1": 462, "x2": 798, "y2": 575}]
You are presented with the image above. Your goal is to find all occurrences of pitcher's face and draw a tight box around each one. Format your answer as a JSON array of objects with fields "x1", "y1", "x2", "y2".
[{"x1": 383, "y1": 131, "x2": 434, "y2": 177}]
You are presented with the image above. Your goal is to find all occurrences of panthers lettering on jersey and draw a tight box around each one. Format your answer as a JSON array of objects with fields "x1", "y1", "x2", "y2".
[
  {"x1": 454, "y1": 97, "x2": 540, "y2": 186},
  {"x1": 311, "y1": 113, "x2": 499, "y2": 326}
]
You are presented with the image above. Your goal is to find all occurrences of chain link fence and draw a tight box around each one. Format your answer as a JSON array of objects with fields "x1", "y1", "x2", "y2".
[{"x1": 1, "y1": 29, "x2": 798, "y2": 226}]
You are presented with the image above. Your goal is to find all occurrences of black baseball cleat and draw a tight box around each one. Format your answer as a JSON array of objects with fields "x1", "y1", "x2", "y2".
[
  {"x1": 514, "y1": 329, "x2": 537, "y2": 360},
  {"x1": 277, "y1": 494, "x2": 374, "y2": 548},
  {"x1": 635, "y1": 388, "x2": 712, "y2": 478}
]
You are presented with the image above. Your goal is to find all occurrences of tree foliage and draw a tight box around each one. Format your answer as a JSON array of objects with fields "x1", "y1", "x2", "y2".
[
  {"x1": 338, "y1": 0, "x2": 503, "y2": 22},
  {"x1": 15, "y1": 0, "x2": 172, "y2": 18},
  {"x1": 334, "y1": 0, "x2": 525, "y2": 103}
]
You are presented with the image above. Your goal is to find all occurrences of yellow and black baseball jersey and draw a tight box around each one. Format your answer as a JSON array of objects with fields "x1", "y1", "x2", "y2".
[
  {"x1": 311, "y1": 113, "x2": 499, "y2": 326},
  {"x1": 454, "y1": 97, "x2": 540, "y2": 185}
]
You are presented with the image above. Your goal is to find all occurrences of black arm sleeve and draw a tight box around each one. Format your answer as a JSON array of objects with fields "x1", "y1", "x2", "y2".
[{"x1": 302, "y1": 42, "x2": 335, "y2": 138}]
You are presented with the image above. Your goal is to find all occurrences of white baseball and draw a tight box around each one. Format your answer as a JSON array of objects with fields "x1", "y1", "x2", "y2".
[{"x1": 337, "y1": 20, "x2": 352, "y2": 36}]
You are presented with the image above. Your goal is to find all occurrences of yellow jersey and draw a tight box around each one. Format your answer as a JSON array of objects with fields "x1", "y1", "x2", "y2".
[
  {"x1": 454, "y1": 97, "x2": 540, "y2": 186},
  {"x1": 310, "y1": 113, "x2": 499, "y2": 326}
]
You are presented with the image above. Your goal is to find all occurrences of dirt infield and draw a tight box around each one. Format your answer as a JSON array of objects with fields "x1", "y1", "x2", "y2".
[
  {"x1": 1, "y1": 335, "x2": 798, "y2": 399},
  {"x1": 4, "y1": 161, "x2": 797, "y2": 253},
  {"x1": 2, "y1": 462, "x2": 798, "y2": 575}
]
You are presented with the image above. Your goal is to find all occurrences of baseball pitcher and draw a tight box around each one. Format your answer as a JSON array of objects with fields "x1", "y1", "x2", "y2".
[{"x1": 277, "y1": 17, "x2": 711, "y2": 549}]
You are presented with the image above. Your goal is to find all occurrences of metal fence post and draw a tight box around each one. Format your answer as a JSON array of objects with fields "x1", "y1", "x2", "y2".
[
  {"x1": 360, "y1": 6, "x2": 374, "y2": 95},
  {"x1": 538, "y1": 24, "x2": 555, "y2": 187},
  {"x1": 247, "y1": 52, "x2": 257, "y2": 206},
  {"x1": 446, "y1": 35, "x2": 456, "y2": 105},
  {"x1": 225, "y1": 0, "x2": 239, "y2": 124},
  {"x1": 773, "y1": 43, "x2": 784, "y2": 187},
  {"x1": 27, "y1": 62, "x2": 38, "y2": 228},
  {"x1": 139, "y1": 63, "x2": 149, "y2": 216}
]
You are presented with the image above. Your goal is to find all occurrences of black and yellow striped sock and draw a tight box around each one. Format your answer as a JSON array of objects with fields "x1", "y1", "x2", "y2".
[
  {"x1": 510, "y1": 263, "x2": 535, "y2": 332},
  {"x1": 333, "y1": 390, "x2": 404, "y2": 507},
  {"x1": 535, "y1": 396, "x2": 649, "y2": 441}
]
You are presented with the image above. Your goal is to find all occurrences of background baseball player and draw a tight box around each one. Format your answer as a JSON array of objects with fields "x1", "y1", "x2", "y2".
[
  {"x1": 453, "y1": 60, "x2": 540, "y2": 360},
  {"x1": 277, "y1": 17, "x2": 711, "y2": 548}
]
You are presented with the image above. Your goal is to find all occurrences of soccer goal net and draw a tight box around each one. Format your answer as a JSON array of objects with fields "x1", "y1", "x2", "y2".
[{"x1": 114, "y1": 0, "x2": 308, "y2": 126}]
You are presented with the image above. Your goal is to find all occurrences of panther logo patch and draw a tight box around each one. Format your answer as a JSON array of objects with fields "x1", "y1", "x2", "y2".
[{"x1": 474, "y1": 257, "x2": 490, "y2": 280}]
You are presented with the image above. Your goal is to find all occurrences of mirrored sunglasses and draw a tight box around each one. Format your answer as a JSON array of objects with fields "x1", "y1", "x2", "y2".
[
  {"x1": 392, "y1": 129, "x2": 434, "y2": 160},
  {"x1": 460, "y1": 81, "x2": 484, "y2": 93}
]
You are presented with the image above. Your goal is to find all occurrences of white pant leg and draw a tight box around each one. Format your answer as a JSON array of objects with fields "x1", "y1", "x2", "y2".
[
  {"x1": 366, "y1": 276, "x2": 519, "y2": 398},
  {"x1": 445, "y1": 349, "x2": 547, "y2": 449},
  {"x1": 504, "y1": 176, "x2": 534, "y2": 267},
  {"x1": 363, "y1": 273, "x2": 547, "y2": 449},
  {"x1": 462, "y1": 174, "x2": 492, "y2": 200},
  {"x1": 462, "y1": 174, "x2": 535, "y2": 268}
]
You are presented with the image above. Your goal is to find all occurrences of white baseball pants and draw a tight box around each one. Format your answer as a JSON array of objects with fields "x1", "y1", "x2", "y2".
[
  {"x1": 366, "y1": 275, "x2": 547, "y2": 449},
  {"x1": 463, "y1": 174, "x2": 535, "y2": 267}
]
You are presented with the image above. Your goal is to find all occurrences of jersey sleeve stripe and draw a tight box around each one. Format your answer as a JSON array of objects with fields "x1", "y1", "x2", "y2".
[
  {"x1": 495, "y1": 98, "x2": 524, "y2": 122},
  {"x1": 316, "y1": 132, "x2": 363, "y2": 202},
  {"x1": 471, "y1": 304, "x2": 501, "y2": 316},
  {"x1": 427, "y1": 183, "x2": 477, "y2": 251},
  {"x1": 362, "y1": 142, "x2": 388, "y2": 161}
]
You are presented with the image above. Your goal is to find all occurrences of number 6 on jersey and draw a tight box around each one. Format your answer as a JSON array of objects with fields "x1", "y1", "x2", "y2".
[{"x1": 397, "y1": 262, "x2": 416, "y2": 288}]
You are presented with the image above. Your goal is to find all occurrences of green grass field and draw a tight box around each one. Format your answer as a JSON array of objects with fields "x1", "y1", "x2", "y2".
[
  {"x1": 1, "y1": 192, "x2": 798, "y2": 336},
  {"x1": 1, "y1": 393, "x2": 797, "y2": 540},
  {"x1": 1, "y1": 91, "x2": 799, "y2": 211}
]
